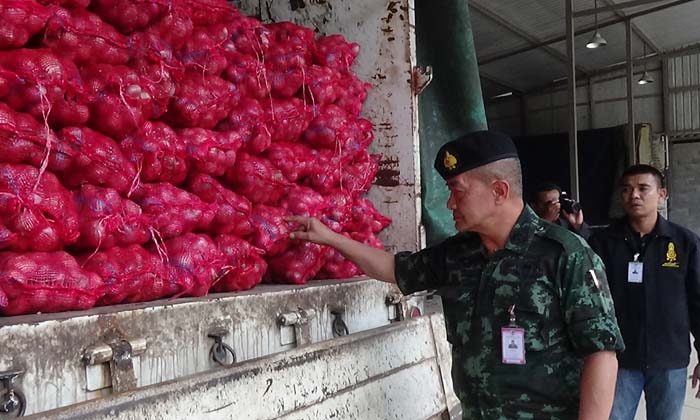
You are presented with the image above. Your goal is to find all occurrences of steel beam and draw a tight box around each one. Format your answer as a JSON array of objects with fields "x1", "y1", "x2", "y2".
[
  {"x1": 574, "y1": 0, "x2": 673, "y2": 17},
  {"x1": 470, "y1": 1, "x2": 589, "y2": 75},
  {"x1": 600, "y1": 0, "x2": 662, "y2": 54},
  {"x1": 566, "y1": 0, "x2": 580, "y2": 201},
  {"x1": 627, "y1": 19, "x2": 636, "y2": 164},
  {"x1": 479, "y1": 0, "x2": 694, "y2": 66}
]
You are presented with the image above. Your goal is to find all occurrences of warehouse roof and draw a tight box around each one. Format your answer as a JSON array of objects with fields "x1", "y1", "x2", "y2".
[{"x1": 471, "y1": 0, "x2": 700, "y2": 98}]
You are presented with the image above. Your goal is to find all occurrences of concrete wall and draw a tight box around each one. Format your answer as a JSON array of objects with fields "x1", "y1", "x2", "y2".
[{"x1": 486, "y1": 67, "x2": 663, "y2": 137}]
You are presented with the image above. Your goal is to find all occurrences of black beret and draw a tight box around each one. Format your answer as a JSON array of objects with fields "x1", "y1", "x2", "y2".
[{"x1": 434, "y1": 130, "x2": 519, "y2": 180}]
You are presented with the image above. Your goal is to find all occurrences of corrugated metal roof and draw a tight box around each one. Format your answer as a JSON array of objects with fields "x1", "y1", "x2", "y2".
[{"x1": 472, "y1": 0, "x2": 700, "y2": 98}]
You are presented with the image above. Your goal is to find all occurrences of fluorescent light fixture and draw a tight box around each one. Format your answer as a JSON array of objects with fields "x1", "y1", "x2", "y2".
[{"x1": 491, "y1": 91, "x2": 514, "y2": 99}]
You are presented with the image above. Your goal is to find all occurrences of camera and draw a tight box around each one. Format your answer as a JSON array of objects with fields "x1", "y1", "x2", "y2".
[{"x1": 559, "y1": 192, "x2": 581, "y2": 214}]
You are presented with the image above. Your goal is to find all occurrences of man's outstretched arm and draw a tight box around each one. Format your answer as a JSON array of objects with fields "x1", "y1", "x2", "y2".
[{"x1": 287, "y1": 216, "x2": 396, "y2": 283}]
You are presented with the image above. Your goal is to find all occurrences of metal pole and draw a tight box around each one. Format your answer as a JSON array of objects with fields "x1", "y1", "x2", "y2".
[
  {"x1": 626, "y1": 19, "x2": 636, "y2": 164},
  {"x1": 566, "y1": 0, "x2": 579, "y2": 200},
  {"x1": 588, "y1": 77, "x2": 595, "y2": 129},
  {"x1": 662, "y1": 57, "x2": 670, "y2": 134}
]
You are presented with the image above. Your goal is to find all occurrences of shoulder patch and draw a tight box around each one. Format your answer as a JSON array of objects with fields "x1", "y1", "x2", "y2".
[{"x1": 536, "y1": 222, "x2": 589, "y2": 254}]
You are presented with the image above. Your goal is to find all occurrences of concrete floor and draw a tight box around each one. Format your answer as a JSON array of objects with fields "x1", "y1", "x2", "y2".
[{"x1": 634, "y1": 351, "x2": 700, "y2": 420}]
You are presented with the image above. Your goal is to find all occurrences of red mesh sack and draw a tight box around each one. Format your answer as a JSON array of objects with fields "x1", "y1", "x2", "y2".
[
  {"x1": 163, "y1": 233, "x2": 226, "y2": 297},
  {"x1": 302, "y1": 105, "x2": 373, "y2": 158},
  {"x1": 80, "y1": 245, "x2": 168, "y2": 305},
  {"x1": 300, "y1": 65, "x2": 344, "y2": 107},
  {"x1": 226, "y1": 15, "x2": 271, "y2": 57},
  {"x1": 0, "y1": 251, "x2": 103, "y2": 316},
  {"x1": 345, "y1": 197, "x2": 392, "y2": 234},
  {"x1": 303, "y1": 149, "x2": 342, "y2": 194},
  {"x1": 56, "y1": 126, "x2": 137, "y2": 194},
  {"x1": 165, "y1": 72, "x2": 238, "y2": 129},
  {"x1": 266, "y1": 241, "x2": 327, "y2": 285},
  {"x1": 249, "y1": 205, "x2": 291, "y2": 257},
  {"x1": 0, "y1": 103, "x2": 70, "y2": 171},
  {"x1": 120, "y1": 121, "x2": 189, "y2": 185},
  {"x1": 127, "y1": 47, "x2": 181, "y2": 119},
  {"x1": 0, "y1": 163, "x2": 79, "y2": 251},
  {"x1": 0, "y1": 0, "x2": 54, "y2": 50},
  {"x1": 313, "y1": 34, "x2": 360, "y2": 73},
  {"x1": 223, "y1": 51, "x2": 270, "y2": 100},
  {"x1": 0, "y1": 221, "x2": 17, "y2": 250},
  {"x1": 211, "y1": 234, "x2": 265, "y2": 292},
  {"x1": 186, "y1": 173, "x2": 253, "y2": 237},
  {"x1": 319, "y1": 189, "x2": 352, "y2": 233},
  {"x1": 317, "y1": 231, "x2": 383, "y2": 280},
  {"x1": 73, "y1": 185, "x2": 150, "y2": 250},
  {"x1": 340, "y1": 151, "x2": 380, "y2": 196},
  {"x1": 130, "y1": 183, "x2": 215, "y2": 239},
  {"x1": 335, "y1": 74, "x2": 371, "y2": 117},
  {"x1": 265, "y1": 22, "x2": 315, "y2": 98},
  {"x1": 225, "y1": 153, "x2": 290, "y2": 205},
  {"x1": 302, "y1": 104, "x2": 350, "y2": 150},
  {"x1": 43, "y1": 9, "x2": 131, "y2": 66},
  {"x1": 0, "y1": 49, "x2": 89, "y2": 127},
  {"x1": 217, "y1": 98, "x2": 271, "y2": 155},
  {"x1": 279, "y1": 185, "x2": 327, "y2": 217},
  {"x1": 89, "y1": 0, "x2": 168, "y2": 34},
  {"x1": 143, "y1": 6, "x2": 193, "y2": 50},
  {"x1": 178, "y1": 128, "x2": 241, "y2": 177},
  {"x1": 178, "y1": 24, "x2": 230, "y2": 77},
  {"x1": 172, "y1": 0, "x2": 238, "y2": 26},
  {"x1": 81, "y1": 64, "x2": 156, "y2": 139},
  {"x1": 265, "y1": 98, "x2": 314, "y2": 143},
  {"x1": 37, "y1": 0, "x2": 90, "y2": 8},
  {"x1": 264, "y1": 142, "x2": 315, "y2": 182}
]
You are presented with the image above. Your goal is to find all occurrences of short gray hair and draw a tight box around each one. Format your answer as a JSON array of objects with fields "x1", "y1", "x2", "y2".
[{"x1": 471, "y1": 158, "x2": 523, "y2": 197}]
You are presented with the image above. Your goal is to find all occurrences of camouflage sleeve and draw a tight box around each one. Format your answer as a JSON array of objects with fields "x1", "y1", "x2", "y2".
[
  {"x1": 394, "y1": 244, "x2": 446, "y2": 295},
  {"x1": 559, "y1": 245, "x2": 625, "y2": 357}
]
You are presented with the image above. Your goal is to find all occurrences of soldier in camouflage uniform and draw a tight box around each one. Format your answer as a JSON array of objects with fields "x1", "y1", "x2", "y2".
[{"x1": 288, "y1": 130, "x2": 624, "y2": 419}]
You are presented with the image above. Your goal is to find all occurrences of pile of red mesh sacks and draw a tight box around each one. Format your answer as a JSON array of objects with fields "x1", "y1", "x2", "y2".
[{"x1": 0, "y1": 0, "x2": 391, "y2": 316}]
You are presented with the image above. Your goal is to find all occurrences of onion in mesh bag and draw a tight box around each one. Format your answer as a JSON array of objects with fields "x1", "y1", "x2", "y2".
[
  {"x1": 0, "y1": 251, "x2": 103, "y2": 315},
  {"x1": 79, "y1": 244, "x2": 168, "y2": 306},
  {"x1": 0, "y1": 163, "x2": 79, "y2": 251},
  {"x1": 73, "y1": 185, "x2": 150, "y2": 250},
  {"x1": 56, "y1": 126, "x2": 137, "y2": 194},
  {"x1": 186, "y1": 173, "x2": 253, "y2": 237},
  {"x1": 130, "y1": 183, "x2": 215, "y2": 239},
  {"x1": 224, "y1": 153, "x2": 290, "y2": 205},
  {"x1": 162, "y1": 233, "x2": 226, "y2": 297},
  {"x1": 265, "y1": 241, "x2": 327, "y2": 285},
  {"x1": 210, "y1": 234, "x2": 266, "y2": 292}
]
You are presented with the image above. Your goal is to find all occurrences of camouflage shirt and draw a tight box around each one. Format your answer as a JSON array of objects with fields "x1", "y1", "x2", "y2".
[{"x1": 395, "y1": 206, "x2": 624, "y2": 420}]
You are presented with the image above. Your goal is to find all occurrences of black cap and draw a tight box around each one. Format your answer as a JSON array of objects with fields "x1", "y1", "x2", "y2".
[{"x1": 434, "y1": 130, "x2": 519, "y2": 180}]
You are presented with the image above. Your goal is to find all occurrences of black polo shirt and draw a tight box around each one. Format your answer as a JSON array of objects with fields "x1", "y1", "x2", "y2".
[{"x1": 590, "y1": 215, "x2": 700, "y2": 369}]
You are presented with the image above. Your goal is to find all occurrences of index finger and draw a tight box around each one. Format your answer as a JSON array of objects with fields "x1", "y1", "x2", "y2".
[{"x1": 284, "y1": 215, "x2": 311, "y2": 226}]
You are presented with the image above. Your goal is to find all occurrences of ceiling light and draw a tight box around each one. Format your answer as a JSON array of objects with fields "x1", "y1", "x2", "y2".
[
  {"x1": 586, "y1": 31, "x2": 608, "y2": 49},
  {"x1": 586, "y1": 0, "x2": 607, "y2": 49},
  {"x1": 637, "y1": 70, "x2": 654, "y2": 85},
  {"x1": 637, "y1": 44, "x2": 654, "y2": 85}
]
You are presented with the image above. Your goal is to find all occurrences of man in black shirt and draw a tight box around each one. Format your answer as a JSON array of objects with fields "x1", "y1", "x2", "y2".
[
  {"x1": 531, "y1": 182, "x2": 592, "y2": 240},
  {"x1": 590, "y1": 165, "x2": 700, "y2": 420}
]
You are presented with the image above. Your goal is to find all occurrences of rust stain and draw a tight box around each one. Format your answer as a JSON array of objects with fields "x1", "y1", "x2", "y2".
[{"x1": 375, "y1": 157, "x2": 400, "y2": 187}]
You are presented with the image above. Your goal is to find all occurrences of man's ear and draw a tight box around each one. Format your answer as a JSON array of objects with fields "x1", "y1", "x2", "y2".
[
  {"x1": 659, "y1": 187, "x2": 668, "y2": 200},
  {"x1": 492, "y1": 179, "x2": 510, "y2": 204}
]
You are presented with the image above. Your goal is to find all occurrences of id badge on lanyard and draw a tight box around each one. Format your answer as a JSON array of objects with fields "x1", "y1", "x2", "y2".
[
  {"x1": 628, "y1": 253, "x2": 643, "y2": 284},
  {"x1": 501, "y1": 304, "x2": 526, "y2": 365}
]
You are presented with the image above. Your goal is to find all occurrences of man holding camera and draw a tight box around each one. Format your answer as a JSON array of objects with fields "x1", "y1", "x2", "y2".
[{"x1": 531, "y1": 182, "x2": 592, "y2": 240}]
